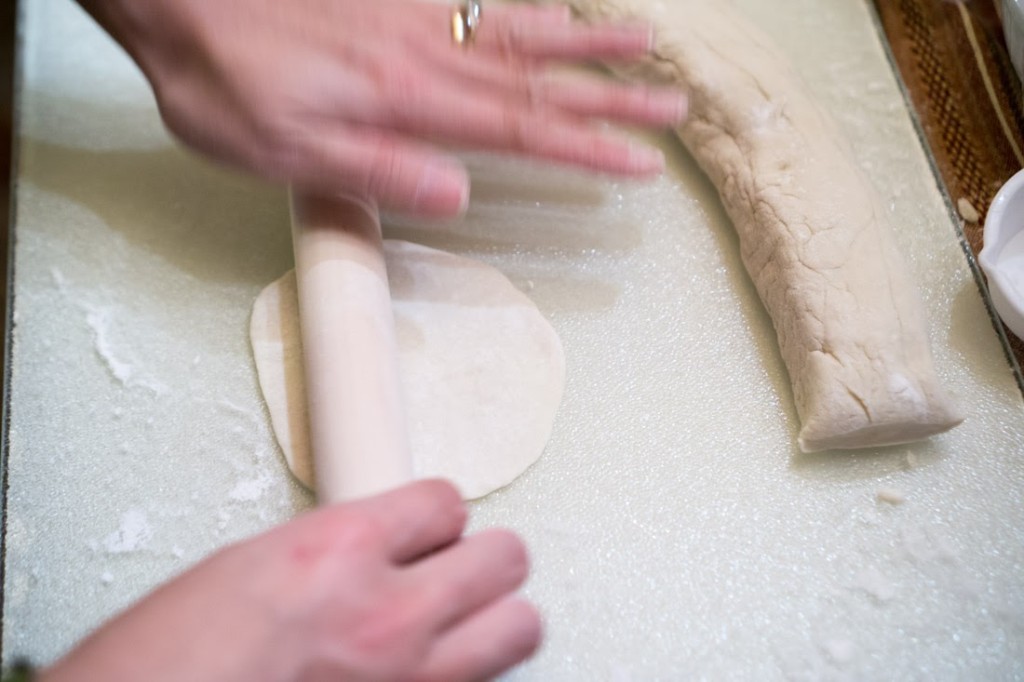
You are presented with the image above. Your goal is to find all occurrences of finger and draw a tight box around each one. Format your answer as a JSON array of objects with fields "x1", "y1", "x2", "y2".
[
  {"x1": 426, "y1": 46, "x2": 686, "y2": 129},
  {"x1": 411, "y1": 0, "x2": 570, "y2": 58},
  {"x1": 484, "y1": 2, "x2": 573, "y2": 25},
  {"x1": 371, "y1": 77, "x2": 665, "y2": 176},
  {"x1": 540, "y1": 71, "x2": 687, "y2": 127},
  {"x1": 288, "y1": 125, "x2": 470, "y2": 218},
  {"x1": 477, "y1": 109, "x2": 666, "y2": 176},
  {"x1": 475, "y1": 13, "x2": 654, "y2": 61},
  {"x1": 412, "y1": 597, "x2": 542, "y2": 682},
  {"x1": 409, "y1": 528, "x2": 530, "y2": 631},
  {"x1": 345, "y1": 479, "x2": 469, "y2": 563},
  {"x1": 425, "y1": 1, "x2": 573, "y2": 40},
  {"x1": 420, "y1": 0, "x2": 650, "y2": 61}
]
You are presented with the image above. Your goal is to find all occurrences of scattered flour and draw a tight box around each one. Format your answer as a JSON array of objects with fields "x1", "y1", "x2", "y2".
[
  {"x1": 217, "y1": 399, "x2": 254, "y2": 418},
  {"x1": 900, "y1": 525, "x2": 960, "y2": 565},
  {"x1": 50, "y1": 266, "x2": 67, "y2": 290},
  {"x1": 101, "y1": 508, "x2": 153, "y2": 554},
  {"x1": 853, "y1": 566, "x2": 896, "y2": 602},
  {"x1": 84, "y1": 304, "x2": 170, "y2": 395},
  {"x1": 86, "y1": 307, "x2": 134, "y2": 384},
  {"x1": 228, "y1": 474, "x2": 274, "y2": 502},
  {"x1": 821, "y1": 638, "x2": 857, "y2": 665}
]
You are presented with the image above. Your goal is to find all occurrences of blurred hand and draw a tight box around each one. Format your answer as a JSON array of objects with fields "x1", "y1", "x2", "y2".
[
  {"x1": 42, "y1": 480, "x2": 540, "y2": 682},
  {"x1": 78, "y1": 0, "x2": 686, "y2": 216}
]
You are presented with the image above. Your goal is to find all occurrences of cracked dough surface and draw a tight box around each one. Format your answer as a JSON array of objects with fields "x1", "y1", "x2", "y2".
[
  {"x1": 560, "y1": 0, "x2": 963, "y2": 450},
  {"x1": 250, "y1": 239, "x2": 565, "y2": 499}
]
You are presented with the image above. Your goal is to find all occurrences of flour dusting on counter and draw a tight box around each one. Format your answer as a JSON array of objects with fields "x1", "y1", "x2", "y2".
[
  {"x1": 3, "y1": 0, "x2": 1024, "y2": 678},
  {"x1": 100, "y1": 509, "x2": 153, "y2": 555},
  {"x1": 821, "y1": 638, "x2": 857, "y2": 665},
  {"x1": 228, "y1": 474, "x2": 275, "y2": 502},
  {"x1": 84, "y1": 307, "x2": 129, "y2": 383},
  {"x1": 853, "y1": 566, "x2": 896, "y2": 603}
]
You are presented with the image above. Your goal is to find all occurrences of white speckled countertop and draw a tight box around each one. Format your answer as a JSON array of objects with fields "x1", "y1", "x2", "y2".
[{"x1": 3, "y1": 0, "x2": 1024, "y2": 678}]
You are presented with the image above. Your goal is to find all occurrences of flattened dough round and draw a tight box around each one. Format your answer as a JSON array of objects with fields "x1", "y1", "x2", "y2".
[{"x1": 250, "y1": 239, "x2": 565, "y2": 499}]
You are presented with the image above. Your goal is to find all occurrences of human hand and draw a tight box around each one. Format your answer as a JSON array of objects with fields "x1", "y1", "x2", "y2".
[
  {"x1": 78, "y1": 0, "x2": 686, "y2": 217},
  {"x1": 42, "y1": 480, "x2": 539, "y2": 682}
]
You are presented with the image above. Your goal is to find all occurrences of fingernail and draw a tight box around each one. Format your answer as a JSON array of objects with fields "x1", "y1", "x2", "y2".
[{"x1": 413, "y1": 161, "x2": 469, "y2": 217}]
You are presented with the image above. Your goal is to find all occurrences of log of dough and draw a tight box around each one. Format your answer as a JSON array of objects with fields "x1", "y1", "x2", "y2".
[
  {"x1": 557, "y1": 0, "x2": 963, "y2": 451},
  {"x1": 250, "y1": 240, "x2": 565, "y2": 499}
]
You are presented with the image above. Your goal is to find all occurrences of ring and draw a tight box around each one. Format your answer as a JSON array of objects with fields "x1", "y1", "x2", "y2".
[{"x1": 451, "y1": 0, "x2": 482, "y2": 48}]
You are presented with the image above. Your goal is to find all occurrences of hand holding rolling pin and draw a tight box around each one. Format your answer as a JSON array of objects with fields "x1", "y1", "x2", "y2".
[
  {"x1": 35, "y1": 1, "x2": 686, "y2": 680},
  {"x1": 43, "y1": 480, "x2": 538, "y2": 682}
]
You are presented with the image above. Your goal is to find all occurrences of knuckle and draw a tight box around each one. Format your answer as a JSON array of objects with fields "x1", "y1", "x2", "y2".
[
  {"x1": 496, "y1": 21, "x2": 530, "y2": 57},
  {"x1": 518, "y1": 68, "x2": 546, "y2": 109},
  {"x1": 250, "y1": 134, "x2": 300, "y2": 182},
  {"x1": 244, "y1": 104, "x2": 308, "y2": 178},
  {"x1": 292, "y1": 503, "x2": 387, "y2": 561},
  {"x1": 363, "y1": 138, "x2": 408, "y2": 199},
  {"x1": 419, "y1": 478, "x2": 467, "y2": 520},
  {"x1": 375, "y1": 62, "x2": 430, "y2": 126},
  {"x1": 277, "y1": 509, "x2": 386, "y2": 582},
  {"x1": 510, "y1": 600, "x2": 544, "y2": 656},
  {"x1": 500, "y1": 109, "x2": 536, "y2": 151},
  {"x1": 323, "y1": 509, "x2": 387, "y2": 556},
  {"x1": 350, "y1": 587, "x2": 430, "y2": 662},
  {"x1": 489, "y1": 528, "x2": 530, "y2": 575}
]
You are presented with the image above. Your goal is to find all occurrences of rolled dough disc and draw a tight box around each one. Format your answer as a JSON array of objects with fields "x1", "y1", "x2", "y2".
[{"x1": 250, "y1": 239, "x2": 566, "y2": 499}]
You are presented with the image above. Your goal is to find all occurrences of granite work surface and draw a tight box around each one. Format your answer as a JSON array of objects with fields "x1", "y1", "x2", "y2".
[{"x1": 2, "y1": 0, "x2": 1024, "y2": 678}]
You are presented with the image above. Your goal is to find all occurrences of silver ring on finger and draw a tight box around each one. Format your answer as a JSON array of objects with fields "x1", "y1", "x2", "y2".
[{"x1": 451, "y1": 0, "x2": 482, "y2": 48}]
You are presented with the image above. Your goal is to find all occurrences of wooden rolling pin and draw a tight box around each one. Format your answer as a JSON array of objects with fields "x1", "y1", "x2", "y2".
[{"x1": 290, "y1": 192, "x2": 413, "y2": 504}]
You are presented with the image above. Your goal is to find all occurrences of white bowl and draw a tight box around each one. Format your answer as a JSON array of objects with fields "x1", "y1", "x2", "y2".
[
  {"x1": 979, "y1": 169, "x2": 1024, "y2": 339},
  {"x1": 1006, "y1": 0, "x2": 1024, "y2": 83}
]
